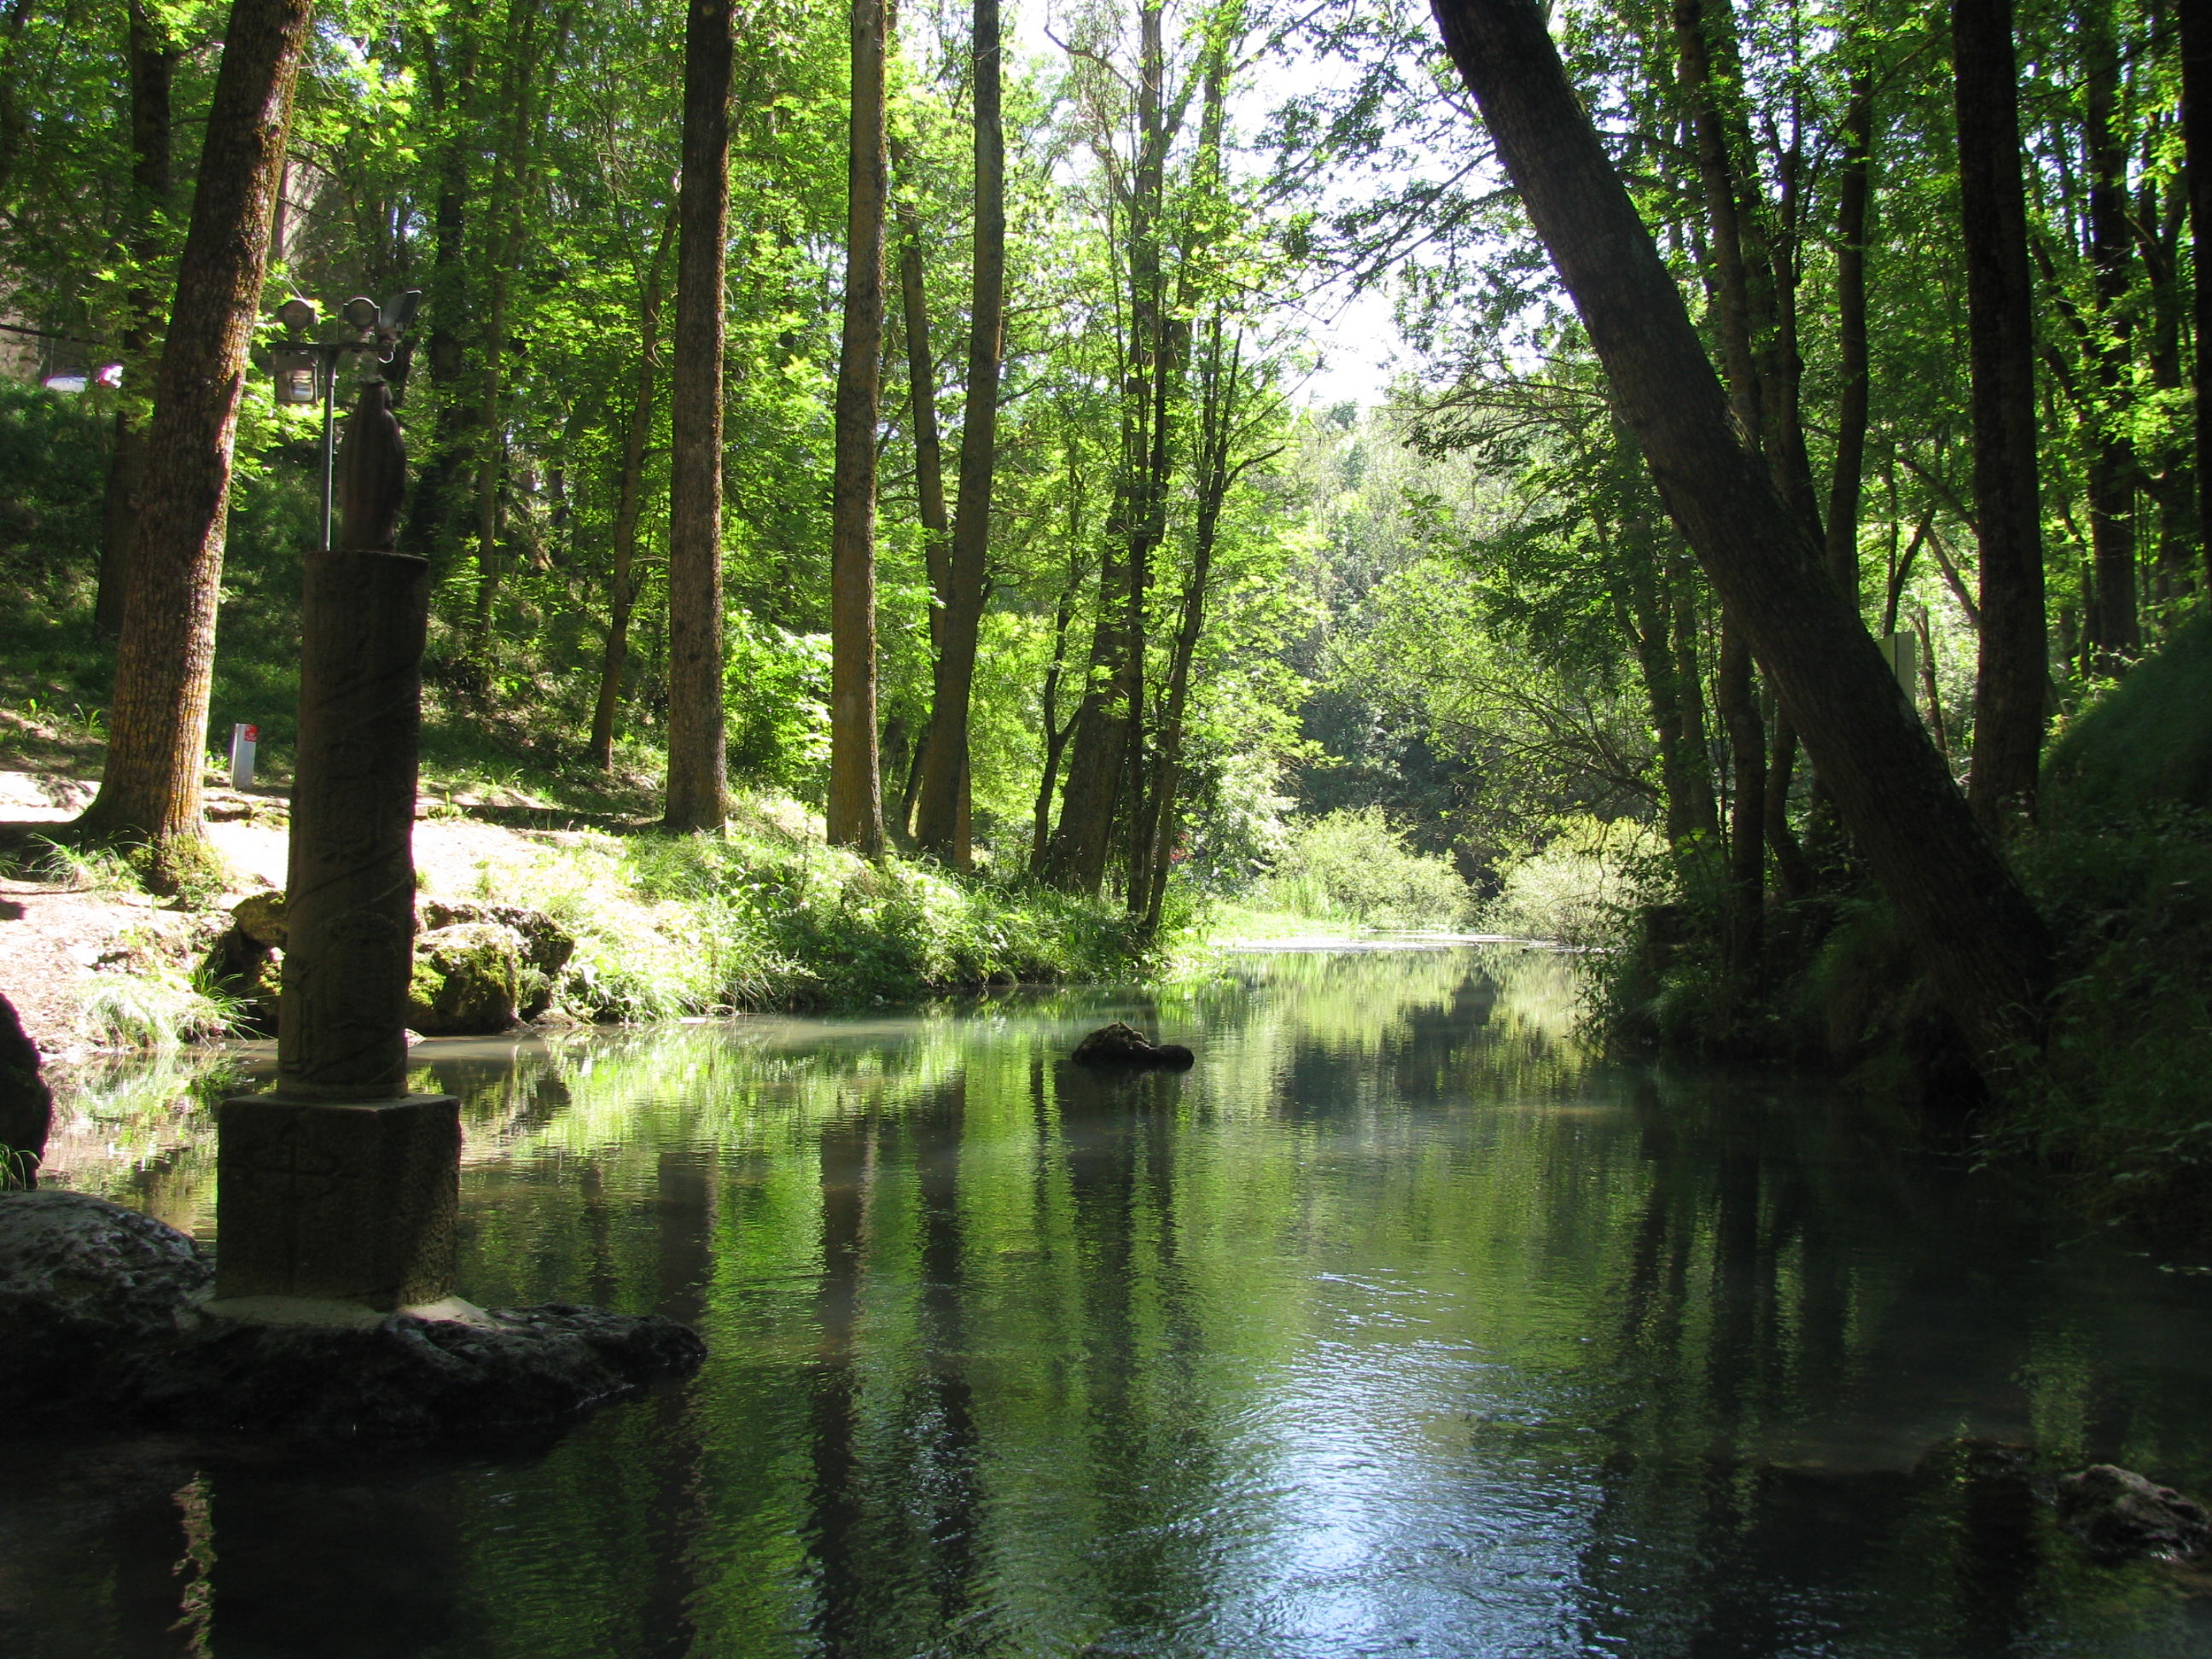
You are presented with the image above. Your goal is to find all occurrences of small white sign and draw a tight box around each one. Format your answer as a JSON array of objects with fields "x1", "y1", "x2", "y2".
[{"x1": 230, "y1": 723, "x2": 259, "y2": 790}]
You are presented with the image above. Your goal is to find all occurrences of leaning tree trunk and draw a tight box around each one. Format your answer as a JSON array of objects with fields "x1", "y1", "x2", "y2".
[
  {"x1": 74, "y1": 0, "x2": 313, "y2": 878},
  {"x1": 1952, "y1": 0, "x2": 2048, "y2": 828},
  {"x1": 94, "y1": 0, "x2": 174, "y2": 641},
  {"x1": 662, "y1": 0, "x2": 733, "y2": 832},
  {"x1": 1428, "y1": 0, "x2": 2052, "y2": 1080},
  {"x1": 889, "y1": 142, "x2": 950, "y2": 843},
  {"x1": 1824, "y1": 67, "x2": 1874, "y2": 599},
  {"x1": 912, "y1": 0, "x2": 1005, "y2": 867},
  {"x1": 588, "y1": 201, "x2": 675, "y2": 772},
  {"x1": 827, "y1": 0, "x2": 888, "y2": 857}
]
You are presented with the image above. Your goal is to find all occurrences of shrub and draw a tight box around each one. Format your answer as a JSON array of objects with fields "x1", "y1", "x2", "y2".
[
  {"x1": 1261, "y1": 806, "x2": 1471, "y2": 928},
  {"x1": 1479, "y1": 816, "x2": 1663, "y2": 946}
]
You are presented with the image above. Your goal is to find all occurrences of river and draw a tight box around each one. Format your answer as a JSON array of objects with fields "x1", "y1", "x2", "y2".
[{"x1": 5, "y1": 944, "x2": 2210, "y2": 1656}]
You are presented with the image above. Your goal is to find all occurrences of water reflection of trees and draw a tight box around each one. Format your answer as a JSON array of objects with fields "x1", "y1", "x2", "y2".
[{"x1": 17, "y1": 949, "x2": 2212, "y2": 1656}]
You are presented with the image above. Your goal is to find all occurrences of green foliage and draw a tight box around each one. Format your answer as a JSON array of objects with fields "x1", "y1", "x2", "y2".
[
  {"x1": 1478, "y1": 815, "x2": 1662, "y2": 946},
  {"x1": 1260, "y1": 806, "x2": 1470, "y2": 928},
  {"x1": 75, "y1": 963, "x2": 247, "y2": 1053},
  {"x1": 2045, "y1": 618, "x2": 2212, "y2": 824}
]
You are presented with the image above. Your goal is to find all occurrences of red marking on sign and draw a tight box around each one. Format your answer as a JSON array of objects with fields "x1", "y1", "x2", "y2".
[{"x1": 242, "y1": 725, "x2": 259, "y2": 742}]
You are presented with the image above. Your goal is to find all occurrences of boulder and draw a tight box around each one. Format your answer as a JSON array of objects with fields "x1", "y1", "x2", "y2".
[
  {"x1": 230, "y1": 890, "x2": 288, "y2": 948},
  {"x1": 408, "y1": 922, "x2": 527, "y2": 1035},
  {"x1": 0, "y1": 990, "x2": 50, "y2": 1184},
  {"x1": 2057, "y1": 1464, "x2": 2212, "y2": 1561},
  {"x1": 1071, "y1": 1021, "x2": 1195, "y2": 1069},
  {"x1": 419, "y1": 899, "x2": 575, "y2": 1020},
  {"x1": 0, "y1": 1190, "x2": 211, "y2": 1406},
  {"x1": 0, "y1": 1189, "x2": 705, "y2": 1441}
]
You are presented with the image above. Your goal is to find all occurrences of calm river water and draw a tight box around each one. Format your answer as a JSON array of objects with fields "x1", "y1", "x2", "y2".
[{"x1": 6, "y1": 945, "x2": 2211, "y2": 1658}]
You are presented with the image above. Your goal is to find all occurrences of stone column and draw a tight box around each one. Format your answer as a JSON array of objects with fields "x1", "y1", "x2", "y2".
[{"x1": 217, "y1": 373, "x2": 460, "y2": 1311}]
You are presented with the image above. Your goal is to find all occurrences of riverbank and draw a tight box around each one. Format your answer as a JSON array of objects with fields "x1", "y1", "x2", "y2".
[{"x1": 0, "y1": 754, "x2": 1166, "y2": 1062}]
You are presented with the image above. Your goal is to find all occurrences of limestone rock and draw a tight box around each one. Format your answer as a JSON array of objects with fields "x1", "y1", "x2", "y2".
[
  {"x1": 0, "y1": 1190, "x2": 211, "y2": 1407},
  {"x1": 2057, "y1": 1464, "x2": 2212, "y2": 1561},
  {"x1": 1071, "y1": 1021, "x2": 1195, "y2": 1069},
  {"x1": 408, "y1": 922, "x2": 526, "y2": 1035},
  {"x1": 230, "y1": 890, "x2": 288, "y2": 948},
  {"x1": 419, "y1": 899, "x2": 575, "y2": 1020},
  {"x1": 0, "y1": 990, "x2": 50, "y2": 1184}
]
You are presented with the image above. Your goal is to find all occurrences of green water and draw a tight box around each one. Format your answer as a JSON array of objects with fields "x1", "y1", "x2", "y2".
[{"x1": 7, "y1": 945, "x2": 2210, "y2": 1657}]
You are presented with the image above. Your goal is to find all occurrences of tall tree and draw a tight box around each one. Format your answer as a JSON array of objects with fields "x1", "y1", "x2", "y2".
[
  {"x1": 913, "y1": 0, "x2": 1006, "y2": 865},
  {"x1": 73, "y1": 0, "x2": 315, "y2": 876},
  {"x1": 1427, "y1": 0, "x2": 2053, "y2": 1077},
  {"x1": 827, "y1": 0, "x2": 888, "y2": 856},
  {"x1": 93, "y1": 0, "x2": 174, "y2": 640},
  {"x1": 2078, "y1": 0, "x2": 2139, "y2": 667},
  {"x1": 1951, "y1": 0, "x2": 2047, "y2": 826},
  {"x1": 663, "y1": 0, "x2": 733, "y2": 831},
  {"x1": 2185, "y1": 0, "x2": 2212, "y2": 596},
  {"x1": 588, "y1": 202, "x2": 676, "y2": 772}
]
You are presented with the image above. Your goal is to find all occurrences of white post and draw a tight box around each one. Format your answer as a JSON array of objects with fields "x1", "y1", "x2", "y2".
[{"x1": 230, "y1": 722, "x2": 259, "y2": 790}]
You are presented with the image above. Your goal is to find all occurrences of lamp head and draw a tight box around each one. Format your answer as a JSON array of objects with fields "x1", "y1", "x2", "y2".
[
  {"x1": 341, "y1": 295, "x2": 381, "y2": 332},
  {"x1": 276, "y1": 297, "x2": 317, "y2": 337}
]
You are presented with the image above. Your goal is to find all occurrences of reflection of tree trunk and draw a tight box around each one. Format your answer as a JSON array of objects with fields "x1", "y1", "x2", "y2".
[
  {"x1": 1953, "y1": 0, "x2": 2048, "y2": 826},
  {"x1": 76, "y1": 0, "x2": 314, "y2": 862},
  {"x1": 664, "y1": 0, "x2": 733, "y2": 831},
  {"x1": 827, "y1": 0, "x2": 889, "y2": 857},
  {"x1": 95, "y1": 0, "x2": 174, "y2": 642},
  {"x1": 1429, "y1": 0, "x2": 2053, "y2": 1074},
  {"x1": 912, "y1": 1080, "x2": 981, "y2": 1615},
  {"x1": 807, "y1": 1110, "x2": 872, "y2": 1655},
  {"x1": 588, "y1": 205, "x2": 675, "y2": 771},
  {"x1": 914, "y1": 0, "x2": 1004, "y2": 866}
]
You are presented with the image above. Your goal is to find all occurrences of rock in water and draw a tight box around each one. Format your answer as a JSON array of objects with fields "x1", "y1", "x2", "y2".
[
  {"x1": 0, "y1": 1189, "x2": 705, "y2": 1440},
  {"x1": 1071, "y1": 1022, "x2": 1195, "y2": 1069},
  {"x1": 0, "y1": 1190, "x2": 211, "y2": 1405},
  {"x1": 420, "y1": 899, "x2": 576, "y2": 1019},
  {"x1": 2057, "y1": 1464, "x2": 2212, "y2": 1561},
  {"x1": 0, "y1": 990, "x2": 51, "y2": 1184}
]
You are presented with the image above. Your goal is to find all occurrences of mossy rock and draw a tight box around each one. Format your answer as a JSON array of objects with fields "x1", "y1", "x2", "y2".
[
  {"x1": 408, "y1": 923, "x2": 526, "y2": 1035},
  {"x1": 417, "y1": 899, "x2": 572, "y2": 1017},
  {"x1": 0, "y1": 990, "x2": 50, "y2": 1187},
  {"x1": 2046, "y1": 618, "x2": 2212, "y2": 824}
]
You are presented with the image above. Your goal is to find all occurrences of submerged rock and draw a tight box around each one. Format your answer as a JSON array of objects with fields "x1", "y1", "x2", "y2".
[
  {"x1": 1071, "y1": 1022, "x2": 1195, "y2": 1069},
  {"x1": 0, "y1": 990, "x2": 50, "y2": 1184},
  {"x1": 0, "y1": 1190, "x2": 704, "y2": 1441},
  {"x1": 2057, "y1": 1464, "x2": 2212, "y2": 1561}
]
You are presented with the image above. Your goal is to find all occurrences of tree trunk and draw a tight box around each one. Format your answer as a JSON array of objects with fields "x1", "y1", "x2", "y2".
[
  {"x1": 663, "y1": 0, "x2": 733, "y2": 832},
  {"x1": 1824, "y1": 67, "x2": 1874, "y2": 599},
  {"x1": 1715, "y1": 618, "x2": 1765, "y2": 969},
  {"x1": 588, "y1": 201, "x2": 676, "y2": 772},
  {"x1": 399, "y1": 22, "x2": 478, "y2": 565},
  {"x1": 94, "y1": 0, "x2": 174, "y2": 642},
  {"x1": 2185, "y1": 0, "x2": 2212, "y2": 597},
  {"x1": 1952, "y1": 0, "x2": 2048, "y2": 827},
  {"x1": 891, "y1": 154, "x2": 951, "y2": 640},
  {"x1": 75, "y1": 0, "x2": 313, "y2": 875},
  {"x1": 913, "y1": 0, "x2": 1005, "y2": 866},
  {"x1": 827, "y1": 0, "x2": 888, "y2": 856},
  {"x1": 2080, "y1": 0, "x2": 2138, "y2": 667},
  {"x1": 1428, "y1": 0, "x2": 2053, "y2": 1076}
]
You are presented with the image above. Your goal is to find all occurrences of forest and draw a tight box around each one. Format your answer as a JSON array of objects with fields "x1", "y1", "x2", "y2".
[{"x1": 0, "y1": 0, "x2": 2208, "y2": 1229}]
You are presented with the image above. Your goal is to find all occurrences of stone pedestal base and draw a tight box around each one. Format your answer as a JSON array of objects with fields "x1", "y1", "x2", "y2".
[{"x1": 216, "y1": 1093, "x2": 460, "y2": 1309}]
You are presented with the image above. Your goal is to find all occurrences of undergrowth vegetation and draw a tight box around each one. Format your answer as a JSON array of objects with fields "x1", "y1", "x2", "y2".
[
  {"x1": 439, "y1": 804, "x2": 1172, "y2": 1021},
  {"x1": 1257, "y1": 806, "x2": 1471, "y2": 928}
]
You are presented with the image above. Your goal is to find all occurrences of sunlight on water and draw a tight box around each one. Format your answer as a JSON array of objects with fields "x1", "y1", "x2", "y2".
[{"x1": 8, "y1": 946, "x2": 2212, "y2": 1657}]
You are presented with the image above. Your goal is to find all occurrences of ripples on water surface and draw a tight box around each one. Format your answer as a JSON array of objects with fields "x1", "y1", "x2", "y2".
[{"x1": 6, "y1": 945, "x2": 2211, "y2": 1657}]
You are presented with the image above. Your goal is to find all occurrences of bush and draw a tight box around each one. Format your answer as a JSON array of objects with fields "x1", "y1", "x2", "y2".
[
  {"x1": 1260, "y1": 806, "x2": 1471, "y2": 928},
  {"x1": 1479, "y1": 815, "x2": 1662, "y2": 946}
]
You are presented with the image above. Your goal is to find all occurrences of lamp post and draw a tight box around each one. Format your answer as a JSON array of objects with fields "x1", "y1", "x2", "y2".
[{"x1": 213, "y1": 291, "x2": 466, "y2": 1317}]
